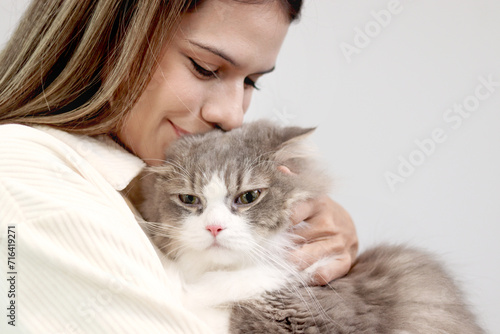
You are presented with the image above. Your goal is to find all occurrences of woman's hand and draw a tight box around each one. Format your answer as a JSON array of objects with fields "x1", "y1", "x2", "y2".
[{"x1": 289, "y1": 195, "x2": 358, "y2": 286}]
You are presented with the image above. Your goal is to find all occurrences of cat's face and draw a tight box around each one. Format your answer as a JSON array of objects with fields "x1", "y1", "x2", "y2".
[{"x1": 139, "y1": 121, "x2": 328, "y2": 273}]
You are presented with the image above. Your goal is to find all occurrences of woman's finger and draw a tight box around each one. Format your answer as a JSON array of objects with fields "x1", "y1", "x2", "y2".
[{"x1": 288, "y1": 195, "x2": 358, "y2": 284}]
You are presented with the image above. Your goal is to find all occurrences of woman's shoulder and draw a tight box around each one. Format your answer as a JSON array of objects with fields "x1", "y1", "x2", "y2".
[
  {"x1": 0, "y1": 123, "x2": 75, "y2": 174},
  {"x1": 0, "y1": 123, "x2": 80, "y2": 161},
  {"x1": 0, "y1": 124, "x2": 108, "y2": 213},
  {"x1": 0, "y1": 123, "x2": 92, "y2": 185},
  {"x1": 0, "y1": 123, "x2": 145, "y2": 219},
  {"x1": 0, "y1": 123, "x2": 145, "y2": 190},
  {"x1": 0, "y1": 123, "x2": 59, "y2": 144}
]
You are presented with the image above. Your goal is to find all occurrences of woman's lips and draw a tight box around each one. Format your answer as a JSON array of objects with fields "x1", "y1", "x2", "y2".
[{"x1": 169, "y1": 120, "x2": 192, "y2": 137}]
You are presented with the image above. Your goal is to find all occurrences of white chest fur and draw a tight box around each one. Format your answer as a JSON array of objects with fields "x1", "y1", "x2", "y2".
[{"x1": 181, "y1": 265, "x2": 290, "y2": 334}]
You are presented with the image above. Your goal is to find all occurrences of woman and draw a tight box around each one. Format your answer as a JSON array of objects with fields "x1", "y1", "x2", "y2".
[{"x1": 0, "y1": 0, "x2": 357, "y2": 332}]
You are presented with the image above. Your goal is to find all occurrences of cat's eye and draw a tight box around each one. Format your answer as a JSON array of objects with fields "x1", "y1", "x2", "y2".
[
  {"x1": 178, "y1": 194, "x2": 201, "y2": 206},
  {"x1": 235, "y1": 189, "x2": 262, "y2": 205}
]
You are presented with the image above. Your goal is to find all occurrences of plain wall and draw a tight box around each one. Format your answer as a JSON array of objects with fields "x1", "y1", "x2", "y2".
[{"x1": 1, "y1": 0, "x2": 499, "y2": 332}]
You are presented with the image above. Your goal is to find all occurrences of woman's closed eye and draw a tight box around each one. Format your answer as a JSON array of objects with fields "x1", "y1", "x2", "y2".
[
  {"x1": 189, "y1": 57, "x2": 260, "y2": 90},
  {"x1": 244, "y1": 77, "x2": 259, "y2": 90},
  {"x1": 189, "y1": 57, "x2": 218, "y2": 79}
]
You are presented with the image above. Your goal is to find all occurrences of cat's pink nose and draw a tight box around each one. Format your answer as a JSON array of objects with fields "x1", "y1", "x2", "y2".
[{"x1": 206, "y1": 225, "x2": 224, "y2": 237}]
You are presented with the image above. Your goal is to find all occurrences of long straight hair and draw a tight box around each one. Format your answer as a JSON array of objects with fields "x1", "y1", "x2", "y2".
[{"x1": 0, "y1": 0, "x2": 302, "y2": 135}]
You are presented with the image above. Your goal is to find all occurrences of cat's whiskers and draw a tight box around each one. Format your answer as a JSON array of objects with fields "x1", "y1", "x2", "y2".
[
  {"x1": 155, "y1": 237, "x2": 191, "y2": 260},
  {"x1": 147, "y1": 159, "x2": 193, "y2": 182},
  {"x1": 156, "y1": 225, "x2": 335, "y2": 327},
  {"x1": 140, "y1": 221, "x2": 182, "y2": 236},
  {"x1": 164, "y1": 244, "x2": 188, "y2": 259},
  {"x1": 139, "y1": 169, "x2": 191, "y2": 186},
  {"x1": 246, "y1": 240, "x2": 297, "y2": 280},
  {"x1": 139, "y1": 157, "x2": 168, "y2": 165}
]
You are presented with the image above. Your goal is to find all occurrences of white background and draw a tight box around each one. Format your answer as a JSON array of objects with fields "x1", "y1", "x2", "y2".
[{"x1": 1, "y1": 0, "x2": 499, "y2": 333}]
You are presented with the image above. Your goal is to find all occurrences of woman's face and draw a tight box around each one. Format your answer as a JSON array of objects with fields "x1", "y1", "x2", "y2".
[{"x1": 117, "y1": 0, "x2": 290, "y2": 165}]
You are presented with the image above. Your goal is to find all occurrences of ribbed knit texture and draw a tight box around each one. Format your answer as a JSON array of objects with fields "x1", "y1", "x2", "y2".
[{"x1": 0, "y1": 124, "x2": 212, "y2": 334}]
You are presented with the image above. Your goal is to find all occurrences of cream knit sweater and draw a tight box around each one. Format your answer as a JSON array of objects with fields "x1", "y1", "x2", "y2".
[{"x1": 0, "y1": 124, "x2": 212, "y2": 334}]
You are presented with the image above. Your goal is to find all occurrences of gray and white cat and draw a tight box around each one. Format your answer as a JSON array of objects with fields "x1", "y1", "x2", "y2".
[{"x1": 132, "y1": 120, "x2": 484, "y2": 334}]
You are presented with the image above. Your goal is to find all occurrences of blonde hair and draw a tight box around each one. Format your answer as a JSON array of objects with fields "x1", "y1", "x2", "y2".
[
  {"x1": 0, "y1": 0, "x2": 193, "y2": 135},
  {"x1": 0, "y1": 0, "x2": 301, "y2": 135}
]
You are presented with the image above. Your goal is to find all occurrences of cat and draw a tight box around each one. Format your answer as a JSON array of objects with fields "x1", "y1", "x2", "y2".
[{"x1": 131, "y1": 120, "x2": 484, "y2": 334}]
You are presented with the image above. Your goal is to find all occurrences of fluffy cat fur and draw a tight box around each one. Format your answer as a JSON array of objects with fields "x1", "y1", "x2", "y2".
[{"x1": 132, "y1": 120, "x2": 484, "y2": 334}]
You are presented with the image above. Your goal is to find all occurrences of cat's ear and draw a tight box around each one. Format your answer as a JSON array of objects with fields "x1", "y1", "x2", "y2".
[
  {"x1": 279, "y1": 126, "x2": 316, "y2": 143},
  {"x1": 272, "y1": 124, "x2": 330, "y2": 199},
  {"x1": 273, "y1": 125, "x2": 317, "y2": 174}
]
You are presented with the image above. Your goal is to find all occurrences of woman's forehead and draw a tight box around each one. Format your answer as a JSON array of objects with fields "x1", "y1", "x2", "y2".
[{"x1": 176, "y1": 0, "x2": 290, "y2": 71}]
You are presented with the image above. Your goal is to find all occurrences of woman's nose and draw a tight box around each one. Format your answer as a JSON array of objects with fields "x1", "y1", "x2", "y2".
[{"x1": 201, "y1": 83, "x2": 245, "y2": 131}]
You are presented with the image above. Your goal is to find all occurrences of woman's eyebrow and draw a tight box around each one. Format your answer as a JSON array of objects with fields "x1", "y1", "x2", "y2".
[
  {"x1": 186, "y1": 39, "x2": 275, "y2": 75},
  {"x1": 255, "y1": 66, "x2": 275, "y2": 75},
  {"x1": 187, "y1": 39, "x2": 238, "y2": 66}
]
